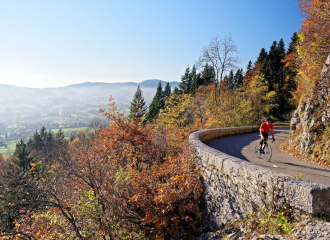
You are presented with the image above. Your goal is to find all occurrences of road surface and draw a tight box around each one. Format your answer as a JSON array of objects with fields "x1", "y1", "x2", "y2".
[{"x1": 207, "y1": 127, "x2": 330, "y2": 186}]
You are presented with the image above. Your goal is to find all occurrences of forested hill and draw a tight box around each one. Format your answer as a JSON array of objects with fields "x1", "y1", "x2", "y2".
[
  {"x1": 0, "y1": 79, "x2": 179, "y2": 124},
  {"x1": 0, "y1": 79, "x2": 179, "y2": 105}
]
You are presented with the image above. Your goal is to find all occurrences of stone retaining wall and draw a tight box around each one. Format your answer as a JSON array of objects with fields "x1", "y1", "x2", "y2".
[{"x1": 189, "y1": 127, "x2": 330, "y2": 231}]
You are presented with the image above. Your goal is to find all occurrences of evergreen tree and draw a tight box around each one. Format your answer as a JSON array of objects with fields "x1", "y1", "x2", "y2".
[
  {"x1": 27, "y1": 127, "x2": 55, "y2": 151},
  {"x1": 1, "y1": 138, "x2": 48, "y2": 229},
  {"x1": 129, "y1": 85, "x2": 147, "y2": 121},
  {"x1": 201, "y1": 64, "x2": 216, "y2": 86},
  {"x1": 55, "y1": 129, "x2": 66, "y2": 141},
  {"x1": 12, "y1": 140, "x2": 34, "y2": 171},
  {"x1": 156, "y1": 81, "x2": 165, "y2": 110},
  {"x1": 172, "y1": 87, "x2": 180, "y2": 95},
  {"x1": 287, "y1": 32, "x2": 298, "y2": 55},
  {"x1": 179, "y1": 66, "x2": 193, "y2": 94},
  {"x1": 226, "y1": 70, "x2": 235, "y2": 90},
  {"x1": 277, "y1": 39, "x2": 286, "y2": 60},
  {"x1": 146, "y1": 96, "x2": 159, "y2": 121},
  {"x1": 234, "y1": 68, "x2": 244, "y2": 87},
  {"x1": 245, "y1": 61, "x2": 253, "y2": 78},
  {"x1": 276, "y1": 33, "x2": 298, "y2": 115},
  {"x1": 189, "y1": 65, "x2": 198, "y2": 94},
  {"x1": 192, "y1": 73, "x2": 203, "y2": 94},
  {"x1": 164, "y1": 82, "x2": 171, "y2": 99},
  {"x1": 40, "y1": 126, "x2": 47, "y2": 142},
  {"x1": 28, "y1": 130, "x2": 42, "y2": 150},
  {"x1": 145, "y1": 82, "x2": 164, "y2": 121},
  {"x1": 257, "y1": 48, "x2": 268, "y2": 64}
]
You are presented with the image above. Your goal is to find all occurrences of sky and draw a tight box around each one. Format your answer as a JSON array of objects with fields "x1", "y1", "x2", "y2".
[{"x1": 0, "y1": 0, "x2": 303, "y2": 88}]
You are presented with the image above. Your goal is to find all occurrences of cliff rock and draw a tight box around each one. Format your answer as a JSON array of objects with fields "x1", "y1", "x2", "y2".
[{"x1": 289, "y1": 53, "x2": 330, "y2": 160}]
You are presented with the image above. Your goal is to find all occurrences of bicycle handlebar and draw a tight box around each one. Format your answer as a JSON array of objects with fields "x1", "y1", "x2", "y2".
[{"x1": 258, "y1": 135, "x2": 275, "y2": 143}]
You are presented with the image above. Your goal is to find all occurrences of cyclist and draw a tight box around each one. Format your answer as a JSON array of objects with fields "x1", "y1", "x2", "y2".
[{"x1": 259, "y1": 117, "x2": 275, "y2": 152}]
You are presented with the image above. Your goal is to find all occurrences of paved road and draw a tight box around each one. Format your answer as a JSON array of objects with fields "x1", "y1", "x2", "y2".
[{"x1": 207, "y1": 127, "x2": 330, "y2": 186}]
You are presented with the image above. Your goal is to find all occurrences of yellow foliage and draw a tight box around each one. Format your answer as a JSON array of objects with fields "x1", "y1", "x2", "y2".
[{"x1": 158, "y1": 93, "x2": 193, "y2": 129}]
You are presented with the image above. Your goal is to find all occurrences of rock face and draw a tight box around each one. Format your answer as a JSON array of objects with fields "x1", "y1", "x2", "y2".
[
  {"x1": 197, "y1": 217, "x2": 330, "y2": 239},
  {"x1": 289, "y1": 53, "x2": 330, "y2": 158},
  {"x1": 189, "y1": 127, "x2": 330, "y2": 231}
]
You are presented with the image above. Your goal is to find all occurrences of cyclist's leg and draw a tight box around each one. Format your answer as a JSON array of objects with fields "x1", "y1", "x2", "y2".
[
  {"x1": 262, "y1": 132, "x2": 269, "y2": 150},
  {"x1": 260, "y1": 132, "x2": 268, "y2": 151}
]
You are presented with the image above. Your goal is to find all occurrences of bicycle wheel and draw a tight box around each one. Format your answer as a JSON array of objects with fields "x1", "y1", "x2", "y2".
[
  {"x1": 255, "y1": 144, "x2": 261, "y2": 158},
  {"x1": 263, "y1": 144, "x2": 272, "y2": 162}
]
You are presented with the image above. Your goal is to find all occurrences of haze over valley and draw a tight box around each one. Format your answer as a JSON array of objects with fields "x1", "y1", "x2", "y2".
[{"x1": 0, "y1": 79, "x2": 179, "y2": 149}]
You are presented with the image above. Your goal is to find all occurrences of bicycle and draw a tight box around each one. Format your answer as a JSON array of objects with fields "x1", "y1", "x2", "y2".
[{"x1": 255, "y1": 136, "x2": 273, "y2": 162}]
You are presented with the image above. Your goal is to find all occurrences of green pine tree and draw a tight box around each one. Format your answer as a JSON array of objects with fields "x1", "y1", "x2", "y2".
[
  {"x1": 245, "y1": 60, "x2": 253, "y2": 78},
  {"x1": 146, "y1": 82, "x2": 164, "y2": 121},
  {"x1": 146, "y1": 96, "x2": 159, "y2": 121},
  {"x1": 172, "y1": 87, "x2": 180, "y2": 95},
  {"x1": 201, "y1": 64, "x2": 216, "y2": 86},
  {"x1": 234, "y1": 68, "x2": 244, "y2": 87},
  {"x1": 226, "y1": 70, "x2": 235, "y2": 90},
  {"x1": 156, "y1": 81, "x2": 165, "y2": 110},
  {"x1": 192, "y1": 73, "x2": 203, "y2": 94},
  {"x1": 179, "y1": 66, "x2": 193, "y2": 94},
  {"x1": 129, "y1": 85, "x2": 148, "y2": 121},
  {"x1": 12, "y1": 140, "x2": 34, "y2": 171},
  {"x1": 257, "y1": 48, "x2": 268, "y2": 63},
  {"x1": 56, "y1": 129, "x2": 66, "y2": 141},
  {"x1": 164, "y1": 82, "x2": 171, "y2": 99}
]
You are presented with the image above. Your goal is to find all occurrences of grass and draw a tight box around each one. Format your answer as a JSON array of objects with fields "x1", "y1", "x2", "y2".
[
  {"x1": 273, "y1": 121, "x2": 290, "y2": 127},
  {"x1": 0, "y1": 141, "x2": 18, "y2": 158},
  {"x1": 51, "y1": 127, "x2": 88, "y2": 133}
]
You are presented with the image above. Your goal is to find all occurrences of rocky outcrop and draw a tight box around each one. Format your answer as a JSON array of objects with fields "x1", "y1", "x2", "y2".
[
  {"x1": 289, "y1": 53, "x2": 330, "y2": 159},
  {"x1": 189, "y1": 127, "x2": 330, "y2": 232},
  {"x1": 197, "y1": 217, "x2": 330, "y2": 239}
]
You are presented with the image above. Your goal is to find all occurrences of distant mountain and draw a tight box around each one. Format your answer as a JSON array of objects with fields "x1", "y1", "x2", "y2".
[{"x1": 0, "y1": 79, "x2": 180, "y2": 124}]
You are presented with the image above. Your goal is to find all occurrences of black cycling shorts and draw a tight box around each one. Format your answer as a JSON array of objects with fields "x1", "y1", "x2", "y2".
[{"x1": 260, "y1": 131, "x2": 268, "y2": 145}]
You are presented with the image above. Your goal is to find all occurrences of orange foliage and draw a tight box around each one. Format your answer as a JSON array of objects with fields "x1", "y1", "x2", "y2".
[
  {"x1": 242, "y1": 63, "x2": 261, "y2": 89},
  {"x1": 296, "y1": 0, "x2": 330, "y2": 98},
  {"x1": 0, "y1": 154, "x2": 6, "y2": 185},
  {"x1": 14, "y1": 97, "x2": 203, "y2": 239}
]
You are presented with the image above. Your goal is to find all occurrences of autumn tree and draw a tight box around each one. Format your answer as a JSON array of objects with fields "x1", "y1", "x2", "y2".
[
  {"x1": 158, "y1": 93, "x2": 194, "y2": 129},
  {"x1": 11, "y1": 99, "x2": 203, "y2": 239},
  {"x1": 197, "y1": 34, "x2": 240, "y2": 103},
  {"x1": 295, "y1": 0, "x2": 330, "y2": 101}
]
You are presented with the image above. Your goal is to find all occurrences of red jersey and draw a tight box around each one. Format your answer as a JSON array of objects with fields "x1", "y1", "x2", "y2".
[{"x1": 260, "y1": 122, "x2": 273, "y2": 133}]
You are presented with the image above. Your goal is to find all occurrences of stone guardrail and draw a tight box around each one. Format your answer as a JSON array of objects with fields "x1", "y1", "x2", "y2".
[{"x1": 189, "y1": 126, "x2": 330, "y2": 231}]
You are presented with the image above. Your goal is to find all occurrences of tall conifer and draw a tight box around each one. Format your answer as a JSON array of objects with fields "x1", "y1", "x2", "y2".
[
  {"x1": 146, "y1": 82, "x2": 164, "y2": 121},
  {"x1": 179, "y1": 66, "x2": 193, "y2": 94},
  {"x1": 129, "y1": 85, "x2": 147, "y2": 121},
  {"x1": 164, "y1": 82, "x2": 171, "y2": 99},
  {"x1": 201, "y1": 64, "x2": 216, "y2": 86}
]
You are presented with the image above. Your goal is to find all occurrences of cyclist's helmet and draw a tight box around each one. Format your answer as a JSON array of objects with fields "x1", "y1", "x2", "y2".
[{"x1": 266, "y1": 117, "x2": 272, "y2": 122}]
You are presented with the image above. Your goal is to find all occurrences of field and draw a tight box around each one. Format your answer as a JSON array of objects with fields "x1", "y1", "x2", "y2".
[
  {"x1": 0, "y1": 141, "x2": 18, "y2": 158},
  {"x1": 0, "y1": 127, "x2": 89, "y2": 158}
]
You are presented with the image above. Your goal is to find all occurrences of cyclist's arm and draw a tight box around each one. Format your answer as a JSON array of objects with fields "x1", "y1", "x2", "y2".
[
  {"x1": 260, "y1": 128, "x2": 264, "y2": 140},
  {"x1": 271, "y1": 128, "x2": 275, "y2": 140}
]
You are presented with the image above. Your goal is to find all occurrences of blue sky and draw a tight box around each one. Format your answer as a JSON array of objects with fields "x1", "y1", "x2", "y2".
[{"x1": 0, "y1": 0, "x2": 303, "y2": 88}]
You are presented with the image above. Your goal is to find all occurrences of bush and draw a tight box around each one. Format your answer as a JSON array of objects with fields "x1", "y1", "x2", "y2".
[{"x1": 12, "y1": 99, "x2": 203, "y2": 240}]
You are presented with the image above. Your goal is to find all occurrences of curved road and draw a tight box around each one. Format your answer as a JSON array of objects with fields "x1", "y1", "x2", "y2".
[{"x1": 207, "y1": 127, "x2": 330, "y2": 186}]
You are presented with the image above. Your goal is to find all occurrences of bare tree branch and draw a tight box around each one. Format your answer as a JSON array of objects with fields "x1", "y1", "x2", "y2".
[{"x1": 197, "y1": 34, "x2": 240, "y2": 104}]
